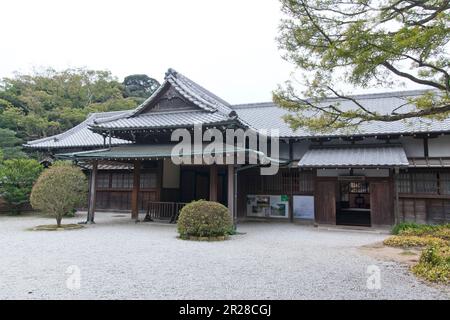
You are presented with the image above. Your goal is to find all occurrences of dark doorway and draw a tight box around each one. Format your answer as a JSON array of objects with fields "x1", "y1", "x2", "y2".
[
  {"x1": 336, "y1": 181, "x2": 371, "y2": 227},
  {"x1": 180, "y1": 169, "x2": 209, "y2": 203},
  {"x1": 179, "y1": 167, "x2": 228, "y2": 205}
]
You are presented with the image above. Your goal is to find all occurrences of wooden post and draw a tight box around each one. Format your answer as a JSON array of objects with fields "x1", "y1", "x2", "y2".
[
  {"x1": 131, "y1": 160, "x2": 141, "y2": 220},
  {"x1": 87, "y1": 160, "x2": 98, "y2": 223},
  {"x1": 209, "y1": 165, "x2": 218, "y2": 202},
  {"x1": 227, "y1": 165, "x2": 235, "y2": 222}
]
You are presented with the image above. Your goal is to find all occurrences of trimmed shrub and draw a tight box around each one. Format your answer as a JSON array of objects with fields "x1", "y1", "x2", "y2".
[
  {"x1": 177, "y1": 200, "x2": 233, "y2": 238},
  {"x1": 30, "y1": 164, "x2": 87, "y2": 227},
  {"x1": 412, "y1": 244, "x2": 450, "y2": 283},
  {"x1": 383, "y1": 235, "x2": 446, "y2": 248}
]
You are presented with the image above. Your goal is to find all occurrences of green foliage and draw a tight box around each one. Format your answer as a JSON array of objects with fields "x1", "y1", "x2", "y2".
[
  {"x1": 0, "y1": 158, "x2": 43, "y2": 213},
  {"x1": 412, "y1": 244, "x2": 450, "y2": 283},
  {"x1": 383, "y1": 235, "x2": 446, "y2": 248},
  {"x1": 177, "y1": 200, "x2": 233, "y2": 238},
  {"x1": 388, "y1": 222, "x2": 450, "y2": 283},
  {"x1": 0, "y1": 68, "x2": 160, "y2": 143},
  {"x1": 275, "y1": 0, "x2": 450, "y2": 131},
  {"x1": 0, "y1": 128, "x2": 27, "y2": 159},
  {"x1": 392, "y1": 222, "x2": 426, "y2": 235},
  {"x1": 30, "y1": 163, "x2": 88, "y2": 226},
  {"x1": 123, "y1": 74, "x2": 160, "y2": 100},
  {"x1": 392, "y1": 222, "x2": 450, "y2": 240}
]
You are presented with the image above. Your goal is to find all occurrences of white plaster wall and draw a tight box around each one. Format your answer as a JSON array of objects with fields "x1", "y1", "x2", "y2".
[
  {"x1": 400, "y1": 136, "x2": 424, "y2": 157},
  {"x1": 428, "y1": 135, "x2": 450, "y2": 157}
]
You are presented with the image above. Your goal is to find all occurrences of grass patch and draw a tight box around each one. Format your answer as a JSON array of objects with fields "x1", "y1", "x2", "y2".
[
  {"x1": 386, "y1": 223, "x2": 450, "y2": 284},
  {"x1": 383, "y1": 235, "x2": 446, "y2": 248}
]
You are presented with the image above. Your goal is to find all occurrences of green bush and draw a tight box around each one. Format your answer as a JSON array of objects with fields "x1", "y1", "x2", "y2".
[
  {"x1": 384, "y1": 235, "x2": 446, "y2": 248},
  {"x1": 392, "y1": 223, "x2": 450, "y2": 240},
  {"x1": 30, "y1": 163, "x2": 87, "y2": 227},
  {"x1": 392, "y1": 222, "x2": 429, "y2": 235},
  {"x1": 0, "y1": 158, "x2": 43, "y2": 213},
  {"x1": 177, "y1": 200, "x2": 233, "y2": 238},
  {"x1": 412, "y1": 244, "x2": 450, "y2": 284}
]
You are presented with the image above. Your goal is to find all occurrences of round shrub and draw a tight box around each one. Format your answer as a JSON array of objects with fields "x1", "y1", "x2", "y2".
[
  {"x1": 30, "y1": 163, "x2": 88, "y2": 227},
  {"x1": 177, "y1": 200, "x2": 233, "y2": 239}
]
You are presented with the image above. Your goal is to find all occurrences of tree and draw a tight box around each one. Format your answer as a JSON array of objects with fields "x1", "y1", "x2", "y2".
[
  {"x1": 30, "y1": 163, "x2": 87, "y2": 227},
  {"x1": 123, "y1": 74, "x2": 160, "y2": 100},
  {"x1": 0, "y1": 159, "x2": 43, "y2": 214},
  {"x1": 0, "y1": 68, "x2": 141, "y2": 142},
  {"x1": 274, "y1": 0, "x2": 450, "y2": 131},
  {"x1": 0, "y1": 128, "x2": 27, "y2": 159}
]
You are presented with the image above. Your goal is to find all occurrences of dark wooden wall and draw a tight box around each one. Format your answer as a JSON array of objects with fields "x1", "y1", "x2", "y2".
[
  {"x1": 370, "y1": 180, "x2": 394, "y2": 226},
  {"x1": 95, "y1": 169, "x2": 160, "y2": 212},
  {"x1": 314, "y1": 179, "x2": 336, "y2": 225},
  {"x1": 397, "y1": 169, "x2": 450, "y2": 224}
]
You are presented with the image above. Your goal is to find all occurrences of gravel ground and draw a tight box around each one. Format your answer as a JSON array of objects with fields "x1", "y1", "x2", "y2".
[{"x1": 0, "y1": 212, "x2": 448, "y2": 300}]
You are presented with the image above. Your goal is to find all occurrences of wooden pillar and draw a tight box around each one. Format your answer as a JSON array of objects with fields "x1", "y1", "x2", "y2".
[
  {"x1": 227, "y1": 165, "x2": 235, "y2": 222},
  {"x1": 87, "y1": 160, "x2": 98, "y2": 223},
  {"x1": 131, "y1": 160, "x2": 141, "y2": 220},
  {"x1": 209, "y1": 165, "x2": 218, "y2": 202}
]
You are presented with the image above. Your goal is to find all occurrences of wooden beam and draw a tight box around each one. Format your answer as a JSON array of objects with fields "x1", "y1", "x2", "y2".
[
  {"x1": 87, "y1": 160, "x2": 98, "y2": 223},
  {"x1": 209, "y1": 165, "x2": 218, "y2": 202},
  {"x1": 131, "y1": 160, "x2": 141, "y2": 220},
  {"x1": 227, "y1": 165, "x2": 235, "y2": 222}
]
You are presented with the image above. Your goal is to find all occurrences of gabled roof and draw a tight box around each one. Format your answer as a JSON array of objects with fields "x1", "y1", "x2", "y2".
[
  {"x1": 24, "y1": 111, "x2": 131, "y2": 149},
  {"x1": 232, "y1": 90, "x2": 450, "y2": 138},
  {"x1": 91, "y1": 69, "x2": 242, "y2": 131}
]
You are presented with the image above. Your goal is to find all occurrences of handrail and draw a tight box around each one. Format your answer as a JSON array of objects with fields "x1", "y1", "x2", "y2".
[{"x1": 144, "y1": 201, "x2": 187, "y2": 223}]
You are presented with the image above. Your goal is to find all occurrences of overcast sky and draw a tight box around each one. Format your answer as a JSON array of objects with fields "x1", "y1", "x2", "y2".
[{"x1": 0, "y1": 0, "x2": 423, "y2": 104}]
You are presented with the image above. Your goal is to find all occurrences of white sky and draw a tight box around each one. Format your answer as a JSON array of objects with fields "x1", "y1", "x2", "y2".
[{"x1": 0, "y1": 0, "x2": 424, "y2": 104}]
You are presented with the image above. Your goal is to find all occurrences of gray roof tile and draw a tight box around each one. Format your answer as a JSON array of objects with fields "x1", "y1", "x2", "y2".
[
  {"x1": 298, "y1": 145, "x2": 409, "y2": 167},
  {"x1": 25, "y1": 111, "x2": 131, "y2": 149},
  {"x1": 232, "y1": 90, "x2": 450, "y2": 138}
]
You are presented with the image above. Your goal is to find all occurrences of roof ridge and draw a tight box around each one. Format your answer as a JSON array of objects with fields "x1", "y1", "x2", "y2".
[{"x1": 232, "y1": 89, "x2": 435, "y2": 109}]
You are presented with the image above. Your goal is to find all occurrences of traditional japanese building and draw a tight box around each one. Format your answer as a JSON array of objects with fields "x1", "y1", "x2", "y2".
[{"x1": 26, "y1": 68, "x2": 450, "y2": 227}]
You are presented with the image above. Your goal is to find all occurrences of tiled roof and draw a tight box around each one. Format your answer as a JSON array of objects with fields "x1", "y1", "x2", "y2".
[
  {"x1": 24, "y1": 111, "x2": 131, "y2": 149},
  {"x1": 232, "y1": 90, "x2": 450, "y2": 138},
  {"x1": 92, "y1": 69, "x2": 243, "y2": 131},
  {"x1": 89, "y1": 110, "x2": 232, "y2": 130},
  {"x1": 298, "y1": 145, "x2": 409, "y2": 167}
]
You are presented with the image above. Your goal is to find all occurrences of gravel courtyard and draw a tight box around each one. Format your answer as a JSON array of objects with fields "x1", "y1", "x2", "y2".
[{"x1": 0, "y1": 212, "x2": 448, "y2": 300}]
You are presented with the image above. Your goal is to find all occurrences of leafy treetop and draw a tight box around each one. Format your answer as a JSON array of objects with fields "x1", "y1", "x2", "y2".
[{"x1": 274, "y1": 0, "x2": 450, "y2": 132}]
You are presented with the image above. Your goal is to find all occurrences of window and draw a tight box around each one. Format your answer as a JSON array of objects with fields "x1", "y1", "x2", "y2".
[
  {"x1": 97, "y1": 173, "x2": 110, "y2": 189},
  {"x1": 111, "y1": 173, "x2": 133, "y2": 189},
  {"x1": 140, "y1": 173, "x2": 157, "y2": 189},
  {"x1": 398, "y1": 171, "x2": 447, "y2": 195}
]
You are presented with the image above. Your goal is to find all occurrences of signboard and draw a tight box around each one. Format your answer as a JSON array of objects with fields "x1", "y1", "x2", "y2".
[
  {"x1": 293, "y1": 195, "x2": 315, "y2": 220},
  {"x1": 246, "y1": 195, "x2": 289, "y2": 218}
]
